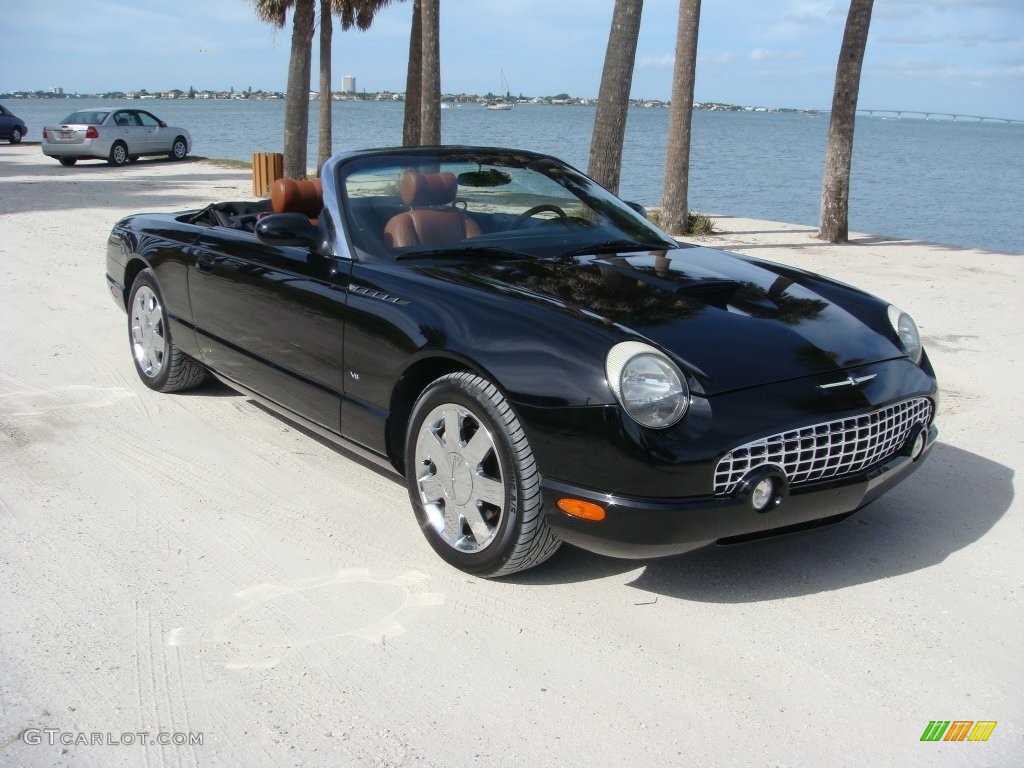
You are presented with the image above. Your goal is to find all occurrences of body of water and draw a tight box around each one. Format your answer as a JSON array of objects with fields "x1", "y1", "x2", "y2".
[{"x1": 9, "y1": 98, "x2": 1023, "y2": 253}]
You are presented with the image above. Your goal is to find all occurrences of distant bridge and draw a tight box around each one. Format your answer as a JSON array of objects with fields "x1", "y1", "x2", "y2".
[{"x1": 809, "y1": 109, "x2": 1023, "y2": 124}]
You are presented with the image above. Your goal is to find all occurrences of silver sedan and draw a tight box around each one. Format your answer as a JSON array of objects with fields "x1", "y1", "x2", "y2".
[{"x1": 41, "y1": 108, "x2": 191, "y2": 167}]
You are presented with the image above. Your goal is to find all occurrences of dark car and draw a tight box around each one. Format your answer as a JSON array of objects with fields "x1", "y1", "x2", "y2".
[
  {"x1": 105, "y1": 146, "x2": 938, "y2": 577},
  {"x1": 0, "y1": 103, "x2": 28, "y2": 143}
]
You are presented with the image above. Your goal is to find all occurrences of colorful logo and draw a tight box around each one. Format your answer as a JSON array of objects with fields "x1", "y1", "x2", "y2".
[{"x1": 920, "y1": 721, "x2": 997, "y2": 742}]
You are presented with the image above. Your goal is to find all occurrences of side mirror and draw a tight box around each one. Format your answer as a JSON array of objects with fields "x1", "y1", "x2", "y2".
[
  {"x1": 625, "y1": 201, "x2": 647, "y2": 219},
  {"x1": 255, "y1": 213, "x2": 320, "y2": 248}
]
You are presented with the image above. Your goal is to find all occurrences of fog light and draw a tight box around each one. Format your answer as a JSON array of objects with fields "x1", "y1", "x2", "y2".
[
  {"x1": 901, "y1": 424, "x2": 928, "y2": 460},
  {"x1": 911, "y1": 430, "x2": 926, "y2": 460},
  {"x1": 751, "y1": 478, "x2": 775, "y2": 511}
]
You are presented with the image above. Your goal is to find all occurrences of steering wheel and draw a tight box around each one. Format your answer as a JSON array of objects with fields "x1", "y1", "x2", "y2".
[{"x1": 510, "y1": 204, "x2": 568, "y2": 229}]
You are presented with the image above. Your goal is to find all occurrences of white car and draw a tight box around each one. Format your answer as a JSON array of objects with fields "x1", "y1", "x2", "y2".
[{"x1": 42, "y1": 108, "x2": 191, "y2": 167}]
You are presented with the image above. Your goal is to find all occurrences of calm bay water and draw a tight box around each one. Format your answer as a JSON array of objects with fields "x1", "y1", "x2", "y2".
[{"x1": 11, "y1": 98, "x2": 1024, "y2": 253}]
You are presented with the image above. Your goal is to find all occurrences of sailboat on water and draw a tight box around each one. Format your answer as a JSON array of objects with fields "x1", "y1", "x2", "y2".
[{"x1": 484, "y1": 69, "x2": 514, "y2": 111}]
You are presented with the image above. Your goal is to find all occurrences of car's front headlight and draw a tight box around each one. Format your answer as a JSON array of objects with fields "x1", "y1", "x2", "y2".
[
  {"x1": 887, "y1": 305, "x2": 923, "y2": 364},
  {"x1": 605, "y1": 341, "x2": 689, "y2": 428}
]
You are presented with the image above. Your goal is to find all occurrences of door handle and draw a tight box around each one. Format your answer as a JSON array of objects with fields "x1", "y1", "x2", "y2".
[{"x1": 196, "y1": 252, "x2": 216, "y2": 272}]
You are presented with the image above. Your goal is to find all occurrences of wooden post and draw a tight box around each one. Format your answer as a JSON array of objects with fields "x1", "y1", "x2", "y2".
[{"x1": 252, "y1": 152, "x2": 284, "y2": 197}]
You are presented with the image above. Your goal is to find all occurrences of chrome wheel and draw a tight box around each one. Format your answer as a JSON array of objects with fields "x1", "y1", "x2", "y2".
[
  {"x1": 413, "y1": 402, "x2": 507, "y2": 553},
  {"x1": 110, "y1": 142, "x2": 127, "y2": 166},
  {"x1": 406, "y1": 372, "x2": 560, "y2": 576},
  {"x1": 131, "y1": 285, "x2": 166, "y2": 378},
  {"x1": 172, "y1": 138, "x2": 187, "y2": 160}
]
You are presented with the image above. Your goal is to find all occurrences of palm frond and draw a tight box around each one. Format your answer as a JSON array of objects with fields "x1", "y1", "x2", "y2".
[
  {"x1": 251, "y1": 0, "x2": 292, "y2": 27},
  {"x1": 336, "y1": 0, "x2": 400, "y2": 32}
]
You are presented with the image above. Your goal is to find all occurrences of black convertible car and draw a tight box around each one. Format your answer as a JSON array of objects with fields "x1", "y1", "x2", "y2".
[{"x1": 106, "y1": 146, "x2": 938, "y2": 576}]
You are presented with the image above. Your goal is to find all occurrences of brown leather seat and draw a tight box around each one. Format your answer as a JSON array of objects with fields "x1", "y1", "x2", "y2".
[
  {"x1": 270, "y1": 178, "x2": 323, "y2": 223},
  {"x1": 384, "y1": 171, "x2": 481, "y2": 249}
]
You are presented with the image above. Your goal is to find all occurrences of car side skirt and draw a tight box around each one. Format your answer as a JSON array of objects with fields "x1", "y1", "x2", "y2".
[{"x1": 205, "y1": 368, "x2": 401, "y2": 478}]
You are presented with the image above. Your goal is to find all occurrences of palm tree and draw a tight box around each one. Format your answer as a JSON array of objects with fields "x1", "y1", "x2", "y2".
[
  {"x1": 660, "y1": 0, "x2": 701, "y2": 235},
  {"x1": 252, "y1": 0, "x2": 315, "y2": 179},
  {"x1": 317, "y1": 1, "x2": 400, "y2": 172},
  {"x1": 818, "y1": 0, "x2": 874, "y2": 242},
  {"x1": 317, "y1": 0, "x2": 334, "y2": 172},
  {"x1": 419, "y1": 0, "x2": 441, "y2": 144},
  {"x1": 587, "y1": 0, "x2": 644, "y2": 195},
  {"x1": 402, "y1": 0, "x2": 422, "y2": 146}
]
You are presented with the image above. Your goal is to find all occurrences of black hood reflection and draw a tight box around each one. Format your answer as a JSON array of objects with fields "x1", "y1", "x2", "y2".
[{"x1": 424, "y1": 246, "x2": 904, "y2": 394}]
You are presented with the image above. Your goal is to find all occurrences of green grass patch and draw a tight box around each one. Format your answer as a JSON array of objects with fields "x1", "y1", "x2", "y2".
[
  {"x1": 687, "y1": 211, "x2": 716, "y2": 236},
  {"x1": 191, "y1": 155, "x2": 252, "y2": 169},
  {"x1": 648, "y1": 207, "x2": 717, "y2": 236}
]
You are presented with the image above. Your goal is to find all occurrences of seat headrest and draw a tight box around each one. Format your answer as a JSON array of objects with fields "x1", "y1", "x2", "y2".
[
  {"x1": 400, "y1": 172, "x2": 458, "y2": 206},
  {"x1": 271, "y1": 178, "x2": 323, "y2": 218}
]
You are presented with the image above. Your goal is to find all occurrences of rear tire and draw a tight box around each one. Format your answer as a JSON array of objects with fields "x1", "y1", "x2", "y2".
[
  {"x1": 58, "y1": 157, "x2": 77, "y2": 167},
  {"x1": 170, "y1": 137, "x2": 187, "y2": 161},
  {"x1": 128, "y1": 269, "x2": 207, "y2": 392},
  {"x1": 406, "y1": 372, "x2": 561, "y2": 577},
  {"x1": 9, "y1": 127, "x2": 21, "y2": 144},
  {"x1": 108, "y1": 141, "x2": 128, "y2": 167}
]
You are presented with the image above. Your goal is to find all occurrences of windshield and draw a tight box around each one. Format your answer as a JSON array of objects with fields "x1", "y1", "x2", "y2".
[
  {"x1": 338, "y1": 150, "x2": 676, "y2": 261},
  {"x1": 60, "y1": 110, "x2": 109, "y2": 125}
]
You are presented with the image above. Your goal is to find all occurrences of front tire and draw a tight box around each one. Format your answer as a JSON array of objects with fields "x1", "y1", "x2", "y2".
[
  {"x1": 108, "y1": 141, "x2": 128, "y2": 166},
  {"x1": 10, "y1": 127, "x2": 21, "y2": 144},
  {"x1": 128, "y1": 270, "x2": 207, "y2": 392},
  {"x1": 58, "y1": 157, "x2": 77, "y2": 167},
  {"x1": 170, "y1": 137, "x2": 187, "y2": 161},
  {"x1": 406, "y1": 372, "x2": 560, "y2": 577}
]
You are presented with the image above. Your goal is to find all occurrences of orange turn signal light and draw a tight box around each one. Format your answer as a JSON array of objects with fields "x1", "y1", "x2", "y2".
[{"x1": 556, "y1": 498, "x2": 606, "y2": 521}]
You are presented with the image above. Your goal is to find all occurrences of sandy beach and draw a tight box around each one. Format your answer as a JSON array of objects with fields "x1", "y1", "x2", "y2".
[{"x1": 1, "y1": 145, "x2": 1020, "y2": 767}]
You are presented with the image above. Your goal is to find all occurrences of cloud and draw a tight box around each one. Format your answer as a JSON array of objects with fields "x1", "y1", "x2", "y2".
[
  {"x1": 639, "y1": 51, "x2": 740, "y2": 70},
  {"x1": 886, "y1": 0, "x2": 1022, "y2": 10},
  {"x1": 876, "y1": 0, "x2": 1024, "y2": 19},
  {"x1": 638, "y1": 53, "x2": 675, "y2": 69},
  {"x1": 700, "y1": 52, "x2": 737, "y2": 66},
  {"x1": 749, "y1": 49, "x2": 803, "y2": 62},
  {"x1": 869, "y1": 56, "x2": 1024, "y2": 81},
  {"x1": 780, "y1": 0, "x2": 846, "y2": 25},
  {"x1": 878, "y1": 33, "x2": 1021, "y2": 47},
  {"x1": 762, "y1": 1, "x2": 846, "y2": 41}
]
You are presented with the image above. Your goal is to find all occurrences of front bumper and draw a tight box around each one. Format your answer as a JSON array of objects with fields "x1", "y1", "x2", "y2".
[{"x1": 540, "y1": 424, "x2": 937, "y2": 559}]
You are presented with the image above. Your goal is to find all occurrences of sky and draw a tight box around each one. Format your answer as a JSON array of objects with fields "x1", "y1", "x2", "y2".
[{"x1": 5, "y1": 0, "x2": 1023, "y2": 120}]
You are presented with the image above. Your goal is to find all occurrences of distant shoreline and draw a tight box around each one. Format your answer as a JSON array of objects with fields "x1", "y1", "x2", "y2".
[
  {"x1": 1, "y1": 92, "x2": 824, "y2": 115},
  {"x1": 7, "y1": 94, "x2": 1022, "y2": 124}
]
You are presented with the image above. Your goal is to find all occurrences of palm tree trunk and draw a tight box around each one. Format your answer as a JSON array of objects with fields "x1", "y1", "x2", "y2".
[
  {"x1": 419, "y1": 0, "x2": 441, "y2": 145},
  {"x1": 587, "y1": 0, "x2": 643, "y2": 195},
  {"x1": 284, "y1": 0, "x2": 315, "y2": 179},
  {"x1": 402, "y1": 0, "x2": 423, "y2": 146},
  {"x1": 317, "y1": 0, "x2": 333, "y2": 173},
  {"x1": 818, "y1": 0, "x2": 874, "y2": 243},
  {"x1": 661, "y1": 0, "x2": 701, "y2": 235}
]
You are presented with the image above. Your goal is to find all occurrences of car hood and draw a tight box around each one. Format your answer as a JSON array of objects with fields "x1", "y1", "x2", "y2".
[{"x1": 427, "y1": 245, "x2": 906, "y2": 395}]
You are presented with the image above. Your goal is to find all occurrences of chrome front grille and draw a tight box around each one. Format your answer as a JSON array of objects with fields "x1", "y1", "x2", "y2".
[{"x1": 714, "y1": 398, "x2": 933, "y2": 495}]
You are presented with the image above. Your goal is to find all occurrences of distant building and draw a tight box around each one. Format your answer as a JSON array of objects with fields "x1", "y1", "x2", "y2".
[{"x1": 342, "y1": 75, "x2": 356, "y2": 94}]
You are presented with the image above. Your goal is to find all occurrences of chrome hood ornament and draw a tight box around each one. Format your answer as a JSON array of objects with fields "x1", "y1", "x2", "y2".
[{"x1": 819, "y1": 373, "x2": 877, "y2": 390}]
